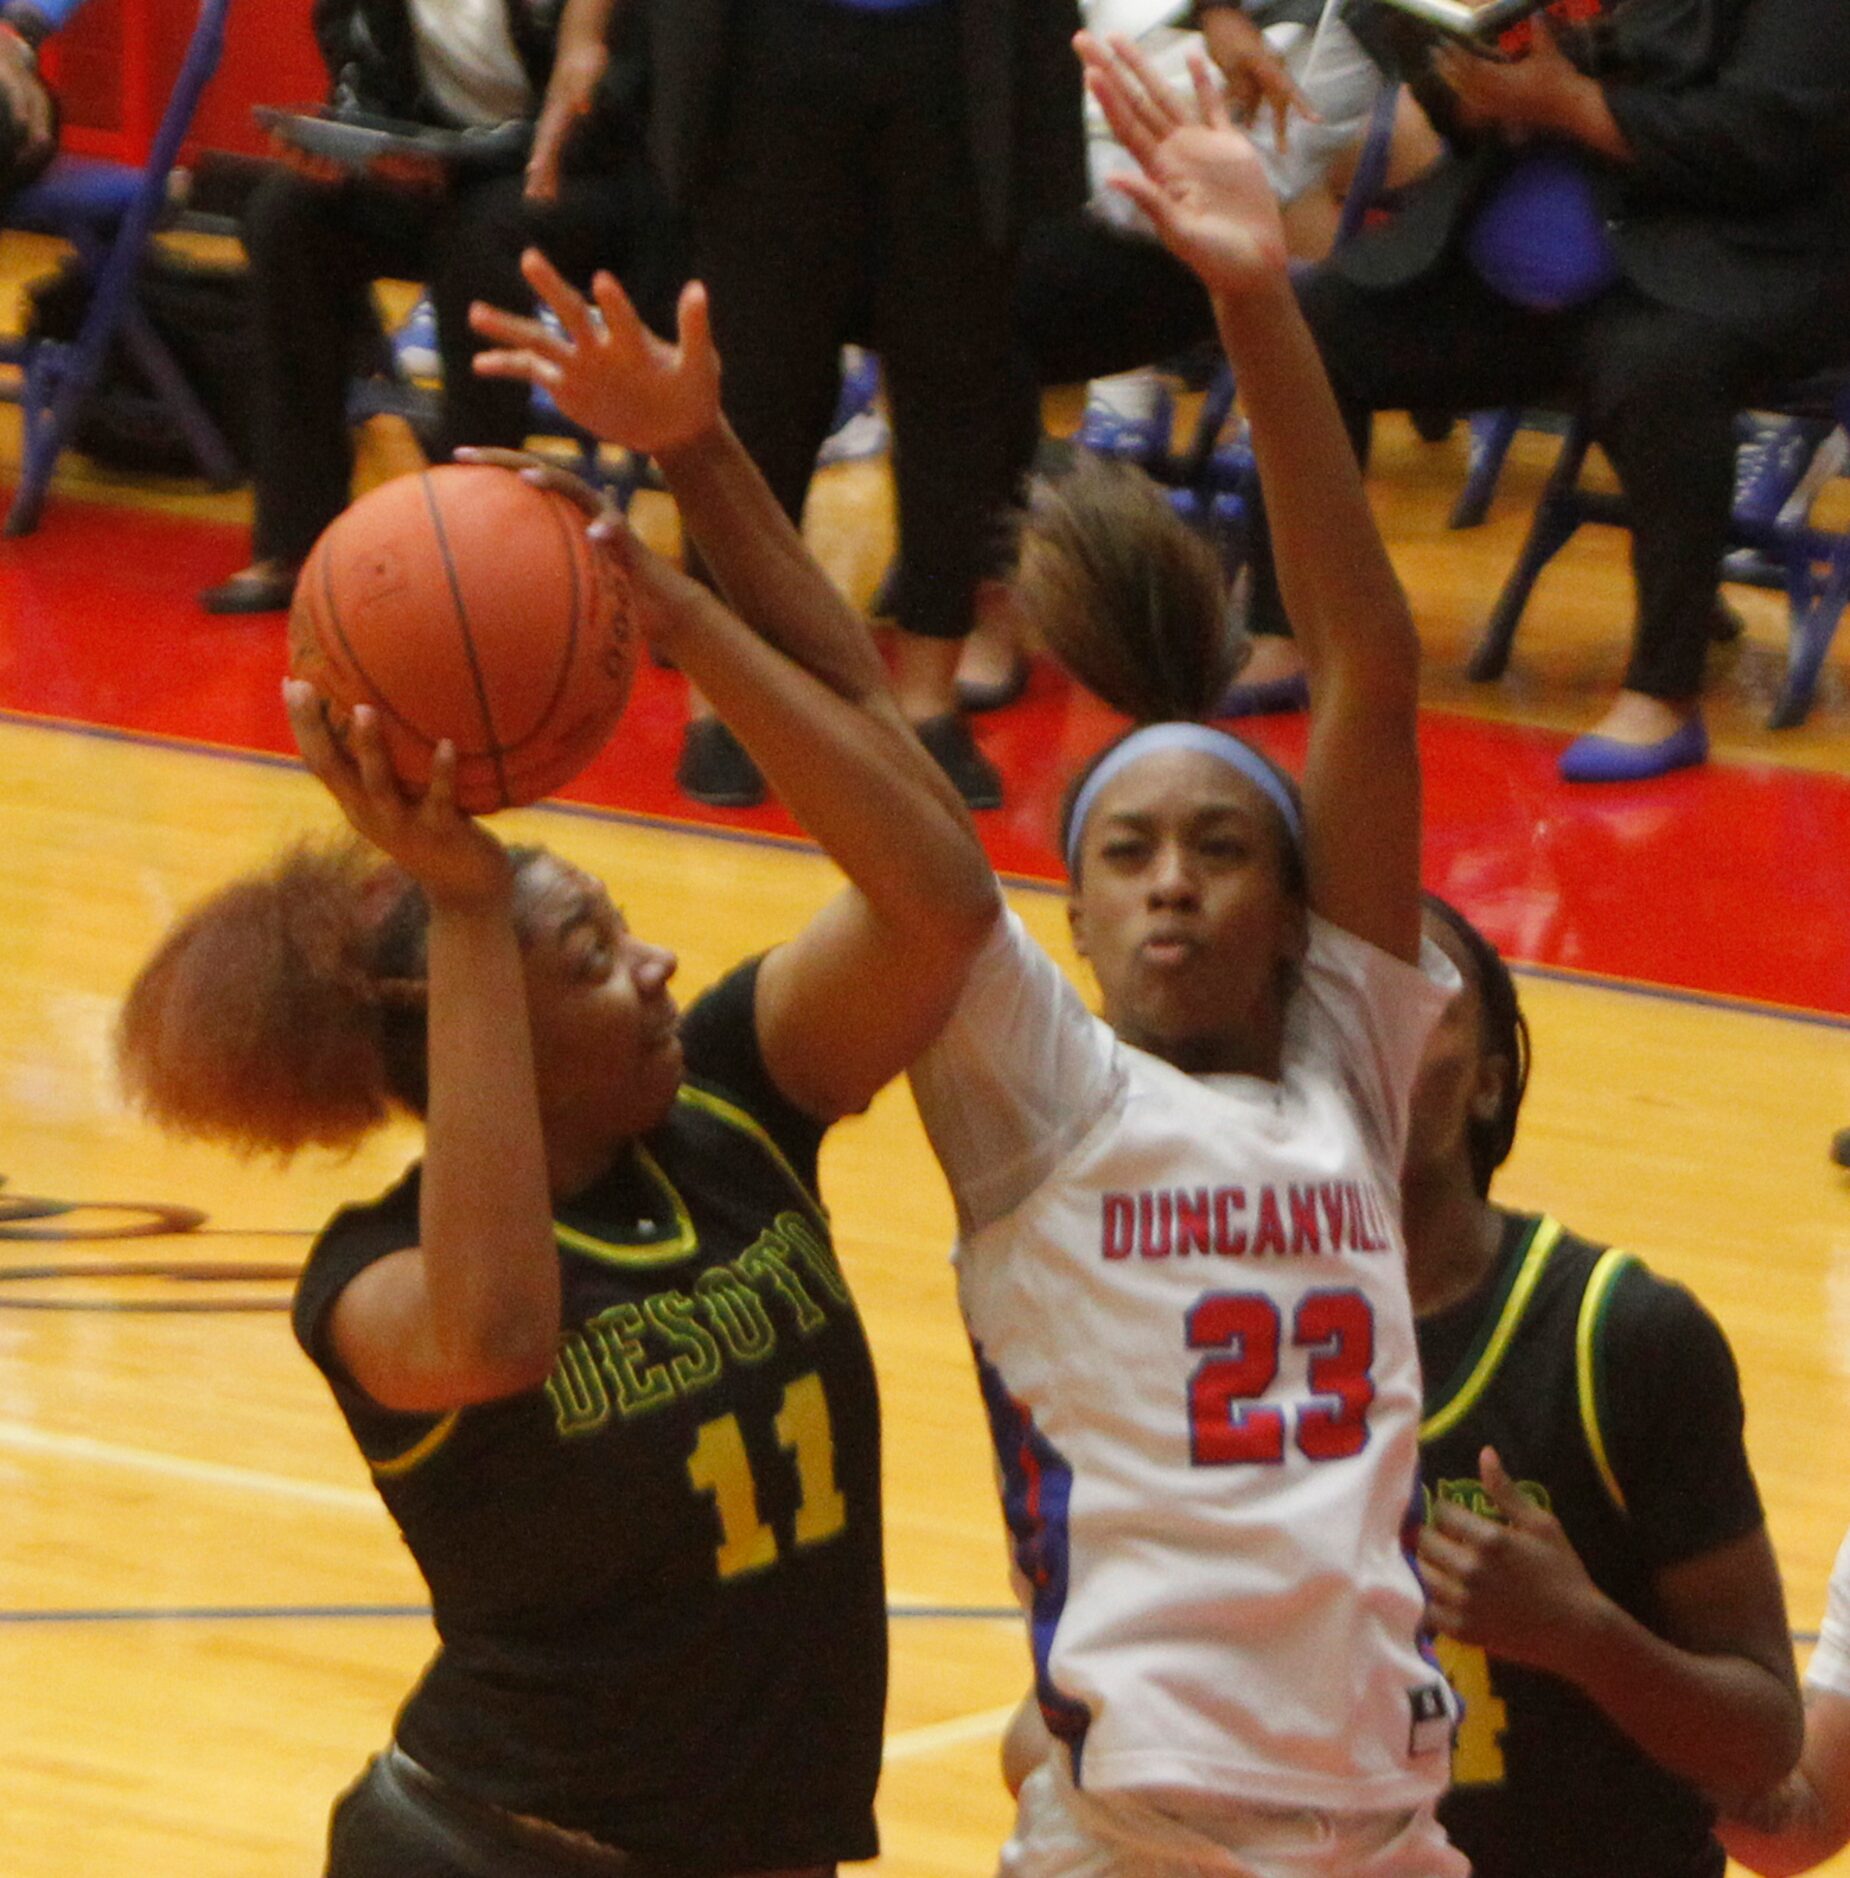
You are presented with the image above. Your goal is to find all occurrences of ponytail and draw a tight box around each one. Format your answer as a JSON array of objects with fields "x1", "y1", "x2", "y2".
[
  {"x1": 117, "y1": 842, "x2": 430, "y2": 1159},
  {"x1": 1009, "y1": 455, "x2": 1243, "y2": 726}
]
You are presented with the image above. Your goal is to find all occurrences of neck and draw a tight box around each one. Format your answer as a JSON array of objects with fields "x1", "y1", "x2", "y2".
[
  {"x1": 1118, "y1": 1004, "x2": 1288, "y2": 1082},
  {"x1": 1402, "y1": 1163, "x2": 1503, "y2": 1316},
  {"x1": 543, "y1": 1119, "x2": 632, "y2": 1203}
]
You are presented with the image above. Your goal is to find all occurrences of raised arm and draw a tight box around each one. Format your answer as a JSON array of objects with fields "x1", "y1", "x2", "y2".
[
  {"x1": 285, "y1": 689, "x2": 561, "y2": 1414},
  {"x1": 1080, "y1": 33, "x2": 1422, "y2": 962},
  {"x1": 470, "y1": 259, "x2": 1000, "y2": 1121}
]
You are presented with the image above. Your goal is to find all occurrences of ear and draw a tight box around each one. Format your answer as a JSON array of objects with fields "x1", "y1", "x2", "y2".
[
  {"x1": 1468, "y1": 1049, "x2": 1511, "y2": 1127},
  {"x1": 1067, "y1": 893, "x2": 1092, "y2": 962}
]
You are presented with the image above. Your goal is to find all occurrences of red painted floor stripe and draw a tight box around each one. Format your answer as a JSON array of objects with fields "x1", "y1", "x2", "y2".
[{"x1": 6, "y1": 494, "x2": 1849, "y2": 1017}]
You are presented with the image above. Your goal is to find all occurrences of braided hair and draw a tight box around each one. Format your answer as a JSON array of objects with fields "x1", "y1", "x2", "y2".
[{"x1": 1421, "y1": 893, "x2": 1532, "y2": 1197}]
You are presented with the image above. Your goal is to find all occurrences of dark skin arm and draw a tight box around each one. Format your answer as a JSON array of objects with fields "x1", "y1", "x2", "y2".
[
  {"x1": 1421, "y1": 1446, "x2": 1803, "y2": 1809},
  {"x1": 1082, "y1": 34, "x2": 1423, "y2": 964}
]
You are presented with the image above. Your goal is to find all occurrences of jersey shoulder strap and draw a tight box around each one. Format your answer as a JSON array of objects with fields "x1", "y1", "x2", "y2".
[{"x1": 1574, "y1": 1244, "x2": 1639, "y2": 1515}]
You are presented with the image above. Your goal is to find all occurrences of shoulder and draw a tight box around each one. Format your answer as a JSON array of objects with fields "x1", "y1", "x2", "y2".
[
  {"x1": 677, "y1": 956, "x2": 827, "y2": 1172},
  {"x1": 292, "y1": 1165, "x2": 422, "y2": 1372}
]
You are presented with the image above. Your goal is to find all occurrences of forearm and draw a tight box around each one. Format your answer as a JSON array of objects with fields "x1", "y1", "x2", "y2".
[
  {"x1": 650, "y1": 577, "x2": 996, "y2": 931},
  {"x1": 554, "y1": 0, "x2": 618, "y2": 60},
  {"x1": 656, "y1": 421, "x2": 894, "y2": 711},
  {"x1": 1556, "y1": 1601, "x2": 1803, "y2": 1807},
  {"x1": 418, "y1": 900, "x2": 560, "y2": 1381},
  {"x1": 1212, "y1": 280, "x2": 1417, "y2": 704}
]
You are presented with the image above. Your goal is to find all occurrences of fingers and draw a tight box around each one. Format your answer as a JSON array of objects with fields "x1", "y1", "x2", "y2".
[
  {"x1": 1478, "y1": 1446, "x2": 1536, "y2": 1526},
  {"x1": 1107, "y1": 170, "x2": 1180, "y2": 243},
  {"x1": 422, "y1": 740, "x2": 460, "y2": 820},
  {"x1": 1188, "y1": 50, "x2": 1235, "y2": 134},
  {"x1": 671, "y1": 279, "x2": 716, "y2": 375},
  {"x1": 453, "y1": 445, "x2": 544, "y2": 473},
  {"x1": 347, "y1": 704, "x2": 404, "y2": 806},
  {"x1": 467, "y1": 297, "x2": 564, "y2": 357},
  {"x1": 1076, "y1": 33, "x2": 1166, "y2": 171},
  {"x1": 517, "y1": 245, "x2": 601, "y2": 351}
]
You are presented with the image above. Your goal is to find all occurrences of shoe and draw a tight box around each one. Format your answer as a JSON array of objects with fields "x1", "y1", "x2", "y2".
[
  {"x1": 392, "y1": 295, "x2": 440, "y2": 382},
  {"x1": 818, "y1": 348, "x2": 889, "y2": 466},
  {"x1": 1557, "y1": 715, "x2": 1708, "y2": 783},
  {"x1": 200, "y1": 565, "x2": 299, "y2": 614},
  {"x1": 1216, "y1": 671, "x2": 1310, "y2": 718},
  {"x1": 1075, "y1": 384, "x2": 1173, "y2": 466},
  {"x1": 1833, "y1": 1128, "x2": 1850, "y2": 1170},
  {"x1": 956, "y1": 658, "x2": 1030, "y2": 714},
  {"x1": 913, "y1": 712, "x2": 1003, "y2": 810},
  {"x1": 676, "y1": 719, "x2": 766, "y2": 808}
]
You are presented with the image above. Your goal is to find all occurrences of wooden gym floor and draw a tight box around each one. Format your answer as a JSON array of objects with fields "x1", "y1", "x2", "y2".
[{"x1": 3, "y1": 229, "x2": 1850, "y2": 1875}]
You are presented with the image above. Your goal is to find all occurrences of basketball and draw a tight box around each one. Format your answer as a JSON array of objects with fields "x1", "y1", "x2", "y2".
[{"x1": 287, "y1": 464, "x2": 638, "y2": 813}]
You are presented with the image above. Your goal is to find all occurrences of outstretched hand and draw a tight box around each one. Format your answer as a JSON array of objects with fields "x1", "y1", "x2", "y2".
[
  {"x1": 1076, "y1": 31, "x2": 1289, "y2": 302},
  {"x1": 470, "y1": 250, "x2": 722, "y2": 459},
  {"x1": 283, "y1": 679, "x2": 510, "y2": 914},
  {"x1": 1418, "y1": 1447, "x2": 1608, "y2": 1676}
]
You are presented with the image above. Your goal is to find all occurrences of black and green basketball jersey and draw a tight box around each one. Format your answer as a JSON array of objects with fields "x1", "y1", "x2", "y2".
[
  {"x1": 1417, "y1": 1210, "x2": 1763, "y2": 1878},
  {"x1": 293, "y1": 961, "x2": 884, "y2": 1874}
]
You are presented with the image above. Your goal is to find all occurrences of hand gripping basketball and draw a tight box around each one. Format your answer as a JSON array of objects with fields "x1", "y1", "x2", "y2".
[{"x1": 286, "y1": 460, "x2": 640, "y2": 814}]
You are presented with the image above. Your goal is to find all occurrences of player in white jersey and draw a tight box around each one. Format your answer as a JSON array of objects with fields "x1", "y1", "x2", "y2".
[
  {"x1": 906, "y1": 37, "x2": 1464, "y2": 1878},
  {"x1": 1723, "y1": 1525, "x2": 1850, "y2": 1872}
]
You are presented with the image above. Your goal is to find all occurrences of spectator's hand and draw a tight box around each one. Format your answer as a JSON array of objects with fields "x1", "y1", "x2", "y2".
[
  {"x1": 1198, "y1": 6, "x2": 1319, "y2": 155},
  {"x1": 1418, "y1": 1447, "x2": 1609, "y2": 1675},
  {"x1": 0, "y1": 29, "x2": 53, "y2": 170},
  {"x1": 1077, "y1": 33, "x2": 1289, "y2": 302},
  {"x1": 470, "y1": 248, "x2": 722, "y2": 458},
  {"x1": 527, "y1": 36, "x2": 607, "y2": 202},
  {"x1": 1434, "y1": 17, "x2": 1586, "y2": 139},
  {"x1": 282, "y1": 680, "x2": 510, "y2": 915}
]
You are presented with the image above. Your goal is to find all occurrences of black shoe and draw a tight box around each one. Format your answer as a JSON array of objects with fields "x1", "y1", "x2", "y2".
[
  {"x1": 200, "y1": 565, "x2": 298, "y2": 614},
  {"x1": 1708, "y1": 596, "x2": 1748, "y2": 643},
  {"x1": 1833, "y1": 1128, "x2": 1850, "y2": 1170},
  {"x1": 676, "y1": 718, "x2": 766, "y2": 808},
  {"x1": 1410, "y1": 408, "x2": 1456, "y2": 444},
  {"x1": 914, "y1": 712, "x2": 1003, "y2": 810}
]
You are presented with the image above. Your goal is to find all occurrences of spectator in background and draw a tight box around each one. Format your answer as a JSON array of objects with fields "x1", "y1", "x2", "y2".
[
  {"x1": 1720, "y1": 1522, "x2": 1850, "y2": 1874},
  {"x1": 199, "y1": 0, "x2": 675, "y2": 616},
  {"x1": 0, "y1": 0, "x2": 89, "y2": 195},
  {"x1": 541, "y1": 0, "x2": 1088, "y2": 811},
  {"x1": 1407, "y1": 894, "x2": 1803, "y2": 1877},
  {"x1": 1234, "y1": 0, "x2": 1850, "y2": 780}
]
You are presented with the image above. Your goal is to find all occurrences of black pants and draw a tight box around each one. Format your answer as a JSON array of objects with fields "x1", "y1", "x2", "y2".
[
  {"x1": 688, "y1": 0, "x2": 1038, "y2": 640},
  {"x1": 1017, "y1": 209, "x2": 1216, "y2": 389},
  {"x1": 1248, "y1": 255, "x2": 1849, "y2": 699},
  {"x1": 242, "y1": 160, "x2": 676, "y2": 567}
]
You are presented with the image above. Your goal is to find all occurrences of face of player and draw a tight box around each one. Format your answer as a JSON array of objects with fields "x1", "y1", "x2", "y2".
[
  {"x1": 1067, "y1": 749, "x2": 1306, "y2": 1075},
  {"x1": 513, "y1": 855, "x2": 684, "y2": 1151},
  {"x1": 1403, "y1": 912, "x2": 1504, "y2": 1190}
]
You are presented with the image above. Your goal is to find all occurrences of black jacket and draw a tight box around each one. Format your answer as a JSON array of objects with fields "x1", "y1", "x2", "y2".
[
  {"x1": 1341, "y1": 0, "x2": 1850, "y2": 331},
  {"x1": 633, "y1": 0, "x2": 1088, "y2": 248}
]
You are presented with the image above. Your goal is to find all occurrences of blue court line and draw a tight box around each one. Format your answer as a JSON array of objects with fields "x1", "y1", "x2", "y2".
[
  {"x1": 0, "y1": 1601, "x2": 1021, "y2": 1626},
  {"x1": 7, "y1": 705, "x2": 1848, "y2": 1033}
]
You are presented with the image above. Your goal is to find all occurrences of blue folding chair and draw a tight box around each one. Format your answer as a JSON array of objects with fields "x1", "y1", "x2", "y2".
[
  {"x1": 1466, "y1": 373, "x2": 1850, "y2": 728},
  {"x1": 1, "y1": 0, "x2": 237, "y2": 536}
]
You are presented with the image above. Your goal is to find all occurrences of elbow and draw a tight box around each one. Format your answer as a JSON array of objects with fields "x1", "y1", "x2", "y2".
[
  {"x1": 1711, "y1": 1692, "x2": 1808, "y2": 1816},
  {"x1": 433, "y1": 1289, "x2": 561, "y2": 1403}
]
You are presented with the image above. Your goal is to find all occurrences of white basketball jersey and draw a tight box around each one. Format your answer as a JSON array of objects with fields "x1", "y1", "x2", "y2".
[
  {"x1": 912, "y1": 912, "x2": 1459, "y2": 1813},
  {"x1": 1809, "y1": 1526, "x2": 1850, "y2": 1699}
]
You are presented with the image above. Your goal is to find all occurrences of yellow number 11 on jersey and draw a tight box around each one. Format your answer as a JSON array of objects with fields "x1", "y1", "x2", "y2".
[{"x1": 686, "y1": 1372, "x2": 849, "y2": 1579}]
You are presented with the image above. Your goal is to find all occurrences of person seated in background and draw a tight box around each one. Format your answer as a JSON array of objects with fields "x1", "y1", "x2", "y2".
[
  {"x1": 199, "y1": 0, "x2": 676, "y2": 615},
  {"x1": 1719, "y1": 1521, "x2": 1850, "y2": 1875},
  {"x1": 1407, "y1": 893, "x2": 1804, "y2": 1877},
  {"x1": 0, "y1": 0, "x2": 89, "y2": 196},
  {"x1": 1233, "y1": 0, "x2": 1850, "y2": 781}
]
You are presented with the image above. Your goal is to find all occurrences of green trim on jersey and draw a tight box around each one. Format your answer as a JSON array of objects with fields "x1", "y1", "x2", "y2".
[
  {"x1": 677, "y1": 1083, "x2": 828, "y2": 1226},
  {"x1": 1421, "y1": 1216, "x2": 1564, "y2": 1441},
  {"x1": 556, "y1": 1142, "x2": 700, "y2": 1268},
  {"x1": 372, "y1": 1410, "x2": 460, "y2": 1478},
  {"x1": 1576, "y1": 1247, "x2": 1637, "y2": 1514}
]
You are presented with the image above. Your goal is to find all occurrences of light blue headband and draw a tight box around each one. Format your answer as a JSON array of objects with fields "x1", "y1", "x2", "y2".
[{"x1": 1064, "y1": 723, "x2": 1304, "y2": 876}]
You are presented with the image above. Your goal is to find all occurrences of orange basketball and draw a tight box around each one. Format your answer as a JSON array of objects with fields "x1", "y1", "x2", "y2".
[{"x1": 287, "y1": 464, "x2": 638, "y2": 813}]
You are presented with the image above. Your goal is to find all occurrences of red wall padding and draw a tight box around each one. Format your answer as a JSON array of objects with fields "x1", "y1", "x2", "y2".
[{"x1": 44, "y1": 0, "x2": 328, "y2": 163}]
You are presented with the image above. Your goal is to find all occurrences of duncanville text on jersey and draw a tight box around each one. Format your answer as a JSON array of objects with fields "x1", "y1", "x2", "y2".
[{"x1": 1100, "y1": 1181, "x2": 1397, "y2": 1262}]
